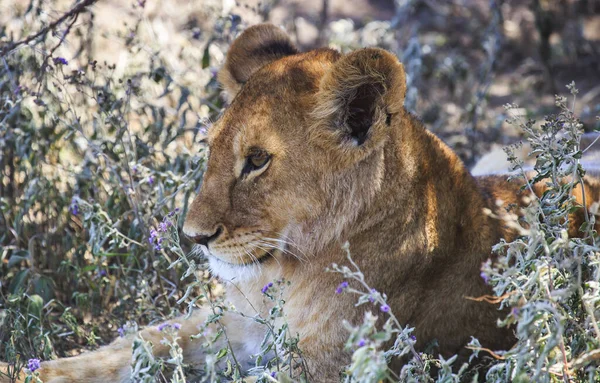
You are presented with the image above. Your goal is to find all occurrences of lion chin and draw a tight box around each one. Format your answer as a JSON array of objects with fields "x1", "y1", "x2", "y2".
[{"x1": 204, "y1": 246, "x2": 280, "y2": 282}]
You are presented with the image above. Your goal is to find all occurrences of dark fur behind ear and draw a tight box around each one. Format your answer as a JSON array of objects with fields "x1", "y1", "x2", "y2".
[
  {"x1": 218, "y1": 24, "x2": 298, "y2": 101},
  {"x1": 312, "y1": 48, "x2": 406, "y2": 148}
]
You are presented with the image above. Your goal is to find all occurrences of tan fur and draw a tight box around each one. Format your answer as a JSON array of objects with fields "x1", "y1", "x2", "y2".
[{"x1": 2, "y1": 24, "x2": 600, "y2": 383}]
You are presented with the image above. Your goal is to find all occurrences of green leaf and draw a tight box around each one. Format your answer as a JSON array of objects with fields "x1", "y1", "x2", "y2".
[
  {"x1": 202, "y1": 42, "x2": 211, "y2": 69},
  {"x1": 8, "y1": 269, "x2": 30, "y2": 294},
  {"x1": 27, "y1": 294, "x2": 44, "y2": 319},
  {"x1": 216, "y1": 347, "x2": 228, "y2": 360}
]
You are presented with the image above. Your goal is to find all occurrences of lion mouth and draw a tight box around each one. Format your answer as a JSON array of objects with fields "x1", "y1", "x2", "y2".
[{"x1": 206, "y1": 244, "x2": 289, "y2": 281}]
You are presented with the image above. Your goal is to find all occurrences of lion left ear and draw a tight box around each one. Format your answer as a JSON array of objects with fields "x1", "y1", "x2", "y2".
[
  {"x1": 313, "y1": 48, "x2": 406, "y2": 147},
  {"x1": 218, "y1": 24, "x2": 298, "y2": 102}
]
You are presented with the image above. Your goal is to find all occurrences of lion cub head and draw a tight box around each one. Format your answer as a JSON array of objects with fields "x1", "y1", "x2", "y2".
[{"x1": 183, "y1": 24, "x2": 407, "y2": 280}]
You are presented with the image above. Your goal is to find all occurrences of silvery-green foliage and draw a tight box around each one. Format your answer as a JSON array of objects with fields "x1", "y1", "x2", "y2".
[
  {"x1": 329, "y1": 243, "x2": 473, "y2": 383},
  {"x1": 131, "y1": 334, "x2": 163, "y2": 383},
  {"x1": 161, "y1": 325, "x2": 187, "y2": 383},
  {"x1": 481, "y1": 83, "x2": 600, "y2": 382},
  {"x1": 236, "y1": 280, "x2": 308, "y2": 383}
]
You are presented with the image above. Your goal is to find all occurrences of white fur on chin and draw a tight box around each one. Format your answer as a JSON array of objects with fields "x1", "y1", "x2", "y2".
[{"x1": 208, "y1": 256, "x2": 263, "y2": 282}]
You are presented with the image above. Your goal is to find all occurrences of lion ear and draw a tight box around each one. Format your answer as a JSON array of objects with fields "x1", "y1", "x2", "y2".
[
  {"x1": 218, "y1": 24, "x2": 298, "y2": 102},
  {"x1": 313, "y1": 48, "x2": 406, "y2": 147}
]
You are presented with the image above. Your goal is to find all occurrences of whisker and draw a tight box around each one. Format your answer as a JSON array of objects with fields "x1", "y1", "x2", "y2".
[
  {"x1": 255, "y1": 238, "x2": 310, "y2": 264},
  {"x1": 266, "y1": 232, "x2": 312, "y2": 258},
  {"x1": 250, "y1": 242, "x2": 283, "y2": 267},
  {"x1": 241, "y1": 247, "x2": 263, "y2": 277},
  {"x1": 260, "y1": 236, "x2": 311, "y2": 263}
]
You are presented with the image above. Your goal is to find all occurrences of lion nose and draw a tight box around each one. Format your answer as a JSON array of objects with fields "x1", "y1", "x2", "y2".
[{"x1": 187, "y1": 226, "x2": 223, "y2": 246}]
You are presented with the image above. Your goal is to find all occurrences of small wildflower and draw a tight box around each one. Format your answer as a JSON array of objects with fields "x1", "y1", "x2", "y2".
[
  {"x1": 369, "y1": 288, "x2": 377, "y2": 302},
  {"x1": 52, "y1": 57, "x2": 68, "y2": 66},
  {"x1": 480, "y1": 271, "x2": 489, "y2": 284},
  {"x1": 261, "y1": 282, "x2": 273, "y2": 294},
  {"x1": 158, "y1": 222, "x2": 169, "y2": 232},
  {"x1": 148, "y1": 176, "x2": 154, "y2": 185},
  {"x1": 69, "y1": 198, "x2": 79, "y2": 215},
  {"x1": 27, "y1": 358, "x2": 41, "y2": 372},
  {"x1": 157, "y1": 323, "x2": 180, "y2": 332},
  {"x1": 380, "y1": 304, "x2": 390, "y2": 313},
  {"x1": 118, "y1": 327, "x2": 125, "y2": 337},
  {"x1": 410, "y1": 335, "x2": 417, "y2": 341},
  {"x1": 154, "y1": 244, "x2": 162, "y2": 251},
  {"x1": 335, "y1": 281, "x2": 349, "y2": 294},
  {"x1": 98, "y1": 270, "x2": 107, "y2": 277},
  {"x1": 149, "y1": 228, "x2": 158, "y2": 241},
  {"x1": 357, "y1": 339, "x2": 366, "y2": 347},
  {"x1": 511, "y1": 307, "x2": 520, "y2": 316},
  {"x1": 270, "y1": 371, "x2": 277, "y2": 378}
]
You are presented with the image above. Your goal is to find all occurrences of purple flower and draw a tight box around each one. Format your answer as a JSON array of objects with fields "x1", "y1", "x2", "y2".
[
  {"x1": 410, "y1": 335, "x2": 416, "y2": 341},
  {"x1": 98, "y1": 270, "x2": 107, "y2": 277},
  {"x1": 380, "y1": 304, "x2": 390, "y2": 313},
  {"x1": 335, "y1": 281, "x2": 349, "y2": 294},
  {"x1": 154, "y1": 244, "x2": 162, "y2": 251},
  {"x1": 148, "y1": 176, "x2": 155, "y2": 185},
  {"x1": 149, "y1": 229, "x2": 158, "y2": 244},
  {"x1": 69, "y1": 197, "x2": 79, "y2": 215},
  {"x1": 158, "y1": 222, "x2": 169, "y2": 232},
  {"x1": 27, "y1": 358, "x2": 41, "y2": 372},
  {"x1": 511, "y1": 307, "x2": 520, "y2": 316},
  {"x1": 261, "y1": 282, "x2": 274, "y2": 294},
  {"x1": 357, "y1": 339, "x2": 366, "y2": 347},
  {"x1": 158, "y1": 323, "x2": 180, "y2": 332},
  {"x1": 369, "y1": 288, "x2": 378, "y2": 302},
  {"x1": 52, "y1": 57, "x2": 68, "y2": 66},
  {"x1": 270, "y1": 371, "x2": 277, "y2": 378},
  {"x1": 118, "y1": 327, "x2": 125, "y2": 337},
  {"x1": 480, "y1": 271, "x2": 489, "y2": 284}
]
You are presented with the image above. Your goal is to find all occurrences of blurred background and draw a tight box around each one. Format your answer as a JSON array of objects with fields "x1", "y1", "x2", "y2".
[{"x1": 5, "y1": 0, "x2": 600, "y2": 163}]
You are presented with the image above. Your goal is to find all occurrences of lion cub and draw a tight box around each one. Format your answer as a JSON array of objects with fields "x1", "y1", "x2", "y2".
[{"x1": 2, "y1": 24, "x2": 599, "y2": 383}]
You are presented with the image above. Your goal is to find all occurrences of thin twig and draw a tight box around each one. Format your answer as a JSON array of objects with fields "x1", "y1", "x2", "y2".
[{"x1": 0, "y1": 0, "x2": 99, "y2": 56}]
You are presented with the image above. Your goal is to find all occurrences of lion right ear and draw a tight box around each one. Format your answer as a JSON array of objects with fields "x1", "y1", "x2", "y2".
[{"x1": 218, "y1": 24, "x2": 298, "y2": 102}]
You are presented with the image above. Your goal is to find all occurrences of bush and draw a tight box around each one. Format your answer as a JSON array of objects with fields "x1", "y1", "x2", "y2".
[{"x1": 1, "y1": 0, "x2": 599, "y2": 382}]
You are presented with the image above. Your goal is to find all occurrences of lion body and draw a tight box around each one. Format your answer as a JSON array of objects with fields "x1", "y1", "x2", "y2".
[{"x1": 2, "y1": 24, "x2": 599, "y2": 383}]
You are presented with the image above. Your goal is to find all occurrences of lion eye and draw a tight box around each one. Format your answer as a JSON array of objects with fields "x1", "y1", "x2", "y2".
[
  {"x1": 250, "y1": 152, "x2": 269, "y2": 168},
  {"x1": 241, "y1": 150, "x2": 271, "y2": 177}
]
